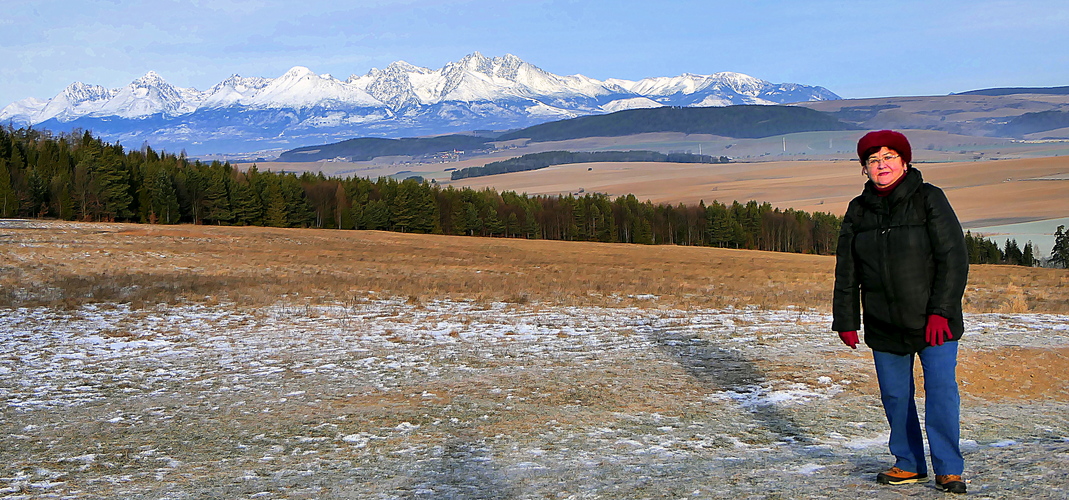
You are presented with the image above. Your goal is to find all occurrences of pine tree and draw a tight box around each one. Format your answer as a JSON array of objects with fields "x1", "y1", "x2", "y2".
[
  {"x1": 92, "y1": 149, "x2": 134, "y2": 221},
  {"x1": 484, "y1": 206, "x2": 504, "y2": 236},
  {"x1": 26, "y1": 167, "x2": 48, "y2": 216},
  {"x1": 450, "y1": 202, "x2": 468, "y2": 235},
  {"x1": 461, "y1": 202, "x2": 480, "y2": 235},
  {"x1": 1051, "y1": 225, "x2": 1069, "y2": 268},
  {"x1": 230, "y1": 178, "x2": 262, "y2": 226},
  {"x1": 146, "y1": 169, "x2": 180, "y2": 224},
  {"x1": 634, "y1": 217, "x2": 654, "y2": 245},
  {"x1": 6, "y1": 146, "x2": 28, "y2": 216},
  {"x1": 505, "y1": 212, "x2": 519, "y2": 238},
  {"x1": 344, "y1": 176, "x2": 373, "y2": 230},
  {"x1": 363, "y1": 199, "x2": 390, "y2": 230},
  {"x1": 964, "y1": 231, "x2": 1004, "y2": 264},
  {"x1": 964, "y1": 231, "x2": 978, "y2": 263},
  {"x1": 413, "y1": 183, "x2": 439, "y2": 233},
  {"x1": 595, "y1": 199, "x2": 615, "y2": 242},
  {"x1": 264, "y1": 183, "x2": 289, "y2": 227},
  {"x1": 72, "y1": 157, "x2": 94, "y2": 220},
  {"x1": 1003, "y1": 239, "x2": 1023, "y2": 265},
  {"x1": 522, "y1": 204, "x2": 540, "y2": 239},
  {"x1": 282, "y1": 174, "x2": 315, "y2": 228},
  {"x1": 0, "y1": 158, "x2": 15, "y2": 217},
  {"x1": 201, "y1": 166, "x2": 233, "y2": 225},
  {"x1": 984, "y1": 239, "x2": 1003, "y2": 264},
  {"x1": 706, "y1": 202, "x2": 734, "y2": 248},
  {"x1": 562, "y1": 196, "x2": 579, "y2": 241},
  {"x1": 50, "y1": 172, "x2": 74, "y2": 220},
  {"x1": 350, "y1": 203, "x2": 366, "y2": 230},
  {"x1": 1022, "y1": 241, "x2": 1036, "y2": 267},
  {"x1": 390, "y1": 180, "x2": 419, "y2": 232}
]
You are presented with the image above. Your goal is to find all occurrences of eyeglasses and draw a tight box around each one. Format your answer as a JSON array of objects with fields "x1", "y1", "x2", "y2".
[{"x1": 866, "y1": 153, "x2": 900, "y2": 168}]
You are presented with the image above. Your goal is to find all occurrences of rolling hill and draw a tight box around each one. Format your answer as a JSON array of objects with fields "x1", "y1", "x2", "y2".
[
  {"x1": 277, "y1": 105, "x2": 858, "y2": 162},
  {"x1": 796, "y1": 88, "x2": 1069, "y2": 139}
]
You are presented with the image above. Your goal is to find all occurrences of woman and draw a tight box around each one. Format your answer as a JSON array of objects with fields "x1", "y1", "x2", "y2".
[{"x1": 832, "y1": 130, "x2": 969, "y2": 494}]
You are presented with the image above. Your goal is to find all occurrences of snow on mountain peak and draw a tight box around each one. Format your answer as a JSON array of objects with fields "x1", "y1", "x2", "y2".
[
  {"x1": 0, "y1": 53, "x2": 841, "y2": 151},
  {"x1": 387, "y1": 60, "x2": 430, "y2": 74},
  {"x1": 492, "y1": 53, "x2": 533, "y2": 81},
  {"x1": 213, "y1": 74, "x2": 270, "y2": 93},
  {"x1": 458, "y1": 51, "x2": 491, "y2": 69},
  {"x1": 248, "y1": 66, "x2": 380, "y2": 109},
  {"x1": 600, "y1": 97, "x2": 662, "y2": 112},
  {"x1": 85, "y1": 70, "x2": 195, "y2": 118},
  {"x1": 133, "y1": 71, "x2": 168, "y2": 87},
  {"x1": 200, "y1": 74, "x2": 270, "y2": 108},
  {"x1": 0, "y1": 97, "x2": 48, "y2": 123},
  {"x1": 62, "y1": 81, "x2": 114, "y2": 103},
  {"x1": 282, "y1": 66, "x2": 317, "y2": 79}
]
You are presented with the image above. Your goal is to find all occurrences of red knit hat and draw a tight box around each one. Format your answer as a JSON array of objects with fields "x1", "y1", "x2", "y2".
[{"x1": 857, "y1": 130, "x2": 912, "y2": 165}]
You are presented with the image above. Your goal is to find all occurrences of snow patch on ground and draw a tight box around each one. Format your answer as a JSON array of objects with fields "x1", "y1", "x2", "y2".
[
  {"x1": 2, "y1": 299, "x2": 1067, "y2": 412},
  {"x1": 2, "y1": 299, "x2": 1068, "y2": 498}
]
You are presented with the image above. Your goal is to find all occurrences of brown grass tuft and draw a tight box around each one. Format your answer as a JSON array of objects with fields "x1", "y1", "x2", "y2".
[{"x1": 997, "y1": 285, "x2": 1031, "y2": 313}]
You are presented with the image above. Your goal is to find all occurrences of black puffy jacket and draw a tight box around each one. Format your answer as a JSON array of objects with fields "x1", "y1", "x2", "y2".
[{"x1": 832, "y1": 168, "x2": 969, "y2": 354}]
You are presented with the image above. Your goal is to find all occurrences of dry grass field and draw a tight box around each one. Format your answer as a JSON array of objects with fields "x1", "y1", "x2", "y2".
[
  {"x1": 2, "y1": 221, "x2": 1068, "y2": 499},
  {"x1": 2, "y1": 220, "x2": 1066, "y2": 313},
  {"x1": 247, "y1": 127, "x2": 1069, "y2": 182},
  {"x1": 445, "y1": 156, "x2": 1069, "y2": 228}
]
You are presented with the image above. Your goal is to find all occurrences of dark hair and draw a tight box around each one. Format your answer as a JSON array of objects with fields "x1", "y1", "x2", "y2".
[{"x1": 861, "y1": 146, "x2": 883, "y2": 163}]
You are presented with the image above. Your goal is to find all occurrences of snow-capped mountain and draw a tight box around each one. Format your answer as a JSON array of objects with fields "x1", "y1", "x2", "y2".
[{"x1": 0, "y1": 52, "x2": 841, "y2": 154}]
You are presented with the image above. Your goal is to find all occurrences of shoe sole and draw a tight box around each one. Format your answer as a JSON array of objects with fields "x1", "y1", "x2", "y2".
[
  {"x1": 936, "y1": 482, "x2": 967, "y2": 494},
  {"x1": 877, "y1": 475, "x2": 929, "y2": 485}
]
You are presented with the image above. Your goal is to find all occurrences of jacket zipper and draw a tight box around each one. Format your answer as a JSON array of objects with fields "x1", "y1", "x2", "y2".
[{"x1": 878, "y1": 209, "x2": 905, "y2": 345}]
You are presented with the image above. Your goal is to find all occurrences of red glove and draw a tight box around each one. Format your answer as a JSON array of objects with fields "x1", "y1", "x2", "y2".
[
  {"x1": 925, "y1": 314, "x2": 952, "y2": 346},
  {"x1": 838, "y1": 331, "x2": 859, "y2": 349}
]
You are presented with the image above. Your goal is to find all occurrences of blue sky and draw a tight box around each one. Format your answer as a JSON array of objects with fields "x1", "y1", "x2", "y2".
[{"x1": 2, "y1": 0, "x2": 1067, "y2": 106}]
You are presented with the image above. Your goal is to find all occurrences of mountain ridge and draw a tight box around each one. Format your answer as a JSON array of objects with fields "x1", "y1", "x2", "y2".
[
  {"x1": 0, "y1": 52, "x2": 839, "y2": 154},
  {"x1": 275, "y1": 105, "x2": 858, "y2": 162}
]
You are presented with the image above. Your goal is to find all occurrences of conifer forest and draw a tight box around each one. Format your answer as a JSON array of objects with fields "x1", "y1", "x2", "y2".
[{"x1": 0, "y1": 126, "x2": 1049, "y2": 265}]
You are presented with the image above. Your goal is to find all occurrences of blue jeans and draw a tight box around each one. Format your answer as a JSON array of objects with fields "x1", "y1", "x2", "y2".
[{"x1": 872, "y1": 341, "x2": 963, "y2": 476}]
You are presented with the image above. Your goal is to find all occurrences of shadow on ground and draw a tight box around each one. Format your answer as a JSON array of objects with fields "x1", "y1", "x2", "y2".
[
  {"x1": 400, "y1": 430, "x2": 517, "y2": 500},
  {"x1": 650, "y1": 328, "x2": 904, "y2": 488},
  {"x1": 651, "y1": 328, "x2": 815, "y2": 445}
]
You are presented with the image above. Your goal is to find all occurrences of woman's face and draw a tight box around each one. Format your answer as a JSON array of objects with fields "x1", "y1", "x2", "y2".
[{"x1": 863, "y1": 146, "x2": 907, "y2": 188}]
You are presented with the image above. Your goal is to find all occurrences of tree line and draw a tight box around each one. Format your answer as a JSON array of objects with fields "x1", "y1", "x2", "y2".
[
  {"x1": 965, "y1": 231, "x2": 1041, "y2": 266},
  {"x1": 1, "y1": 125, "x2": 1057, "y2": 266},
  {"x1": 450, "y1": 150, "x2": 730, "y2": 180}
]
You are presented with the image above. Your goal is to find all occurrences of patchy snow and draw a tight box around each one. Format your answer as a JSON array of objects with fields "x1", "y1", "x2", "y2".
[
  {"x1": 1, "y1": 299, "x2": 1067, "y2": 498},
  {"x1": 600, "y1": 97, "x2": 663, "y2": 112},
  {"x1": 2, "y1": 299, "x2": 1066, "y2": 412},
  {"x1": 708, "y1": 382, "x2": 840, "y2": 408}
]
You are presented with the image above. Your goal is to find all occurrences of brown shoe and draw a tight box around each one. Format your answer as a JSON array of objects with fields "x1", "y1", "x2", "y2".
[
  {"x1": 936, "y1": 474, "x2": 967, "y2": 494},
  {"x1": 876, "y1": 466, "x2": 929, "y2": 485}
]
